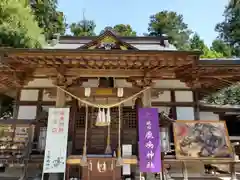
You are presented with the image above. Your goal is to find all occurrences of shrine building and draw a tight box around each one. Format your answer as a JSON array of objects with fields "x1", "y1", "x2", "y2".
[{"x1": 0, "y1": 30, "x2": 240, "y2": 179}]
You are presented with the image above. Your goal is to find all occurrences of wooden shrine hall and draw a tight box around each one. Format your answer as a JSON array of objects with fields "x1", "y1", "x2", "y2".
[{"x1": 0, "y1": 30, "x2": 239, "y2": 180}]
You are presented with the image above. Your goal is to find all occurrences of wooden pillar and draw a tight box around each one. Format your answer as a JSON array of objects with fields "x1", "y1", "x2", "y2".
[
  {"x1": 135, "y1": 97, "x2": 143, "y2": 156},
  {"x1": 55, "y1": 87, "x2": 66, "y2": 107},
  {"x1": 13, "y1": 89, "x2": 20, "y2": 119},
  {"x1": 193, "y1": 90, "x2": 200, "y2": 120},
  {"x1": 70, "y1": 99, "x2": 78, "y2": 154},
  {"x1": 142, "y1": 88, "x2": 151, "y2": 107},
  {"x1": 142, "y1": 88, "x2": 155, "y2": 180},
  {"x1": 55, "y1": 86, "x2": 67, "y2": 180}
]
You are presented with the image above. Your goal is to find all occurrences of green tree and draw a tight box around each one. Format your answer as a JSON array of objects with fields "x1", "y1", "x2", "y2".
[
  {"x1": 215, "y1": 0, "x2": 240, "y2": 56},
  {"x1": 0, "y1": 0, "x2": 45, "y2": 48},
  {"x1": 113, "y1": 24, "x2": 137, "y2": 36},
  {"x1": 70, "y1": 20, "x2": 96, "y2": 36},
  {"x1": 99, "y1": 26, "x2": 113, "y2": 34},
  {"x1": 0, "y1": 0, "x2": 45, "y2": 118},
  {"x1": 201, "y1": 46, "x2": 224, "y2": 58},
  {"x1": 211, "y1": 39, "x2": 233, "y2": 57},
  {"x1": 204, "y1": 83, "x2": 240, "y2": 105},
  {"x1": 100, "y1": 24, "x2": 137, "y2": 36},
  {"x1": 189, "y1": 33, "x2": 223, "y2": 58},
  {"x1": 147, "y1": 11, "x2": 192, "y2": 50},
  {"x1": 204, "y1": 0, "x2": 240, "y2": 105},
  {"x1": 30, "y1": 0, "x2": 66, "y2": 40},
  {"x1": 189, "y1": 33, "x2": 205, "y2": 51}
]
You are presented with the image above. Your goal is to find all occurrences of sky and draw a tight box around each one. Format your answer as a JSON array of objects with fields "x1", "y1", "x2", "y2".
[{"x1": 58, "y1": 0, "x2": 228, "y2": 46}]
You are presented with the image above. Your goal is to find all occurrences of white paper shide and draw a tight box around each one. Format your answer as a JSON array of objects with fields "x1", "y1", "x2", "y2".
[{"x1": 43, "y1": 108, "x2": 70, "y2": 173}]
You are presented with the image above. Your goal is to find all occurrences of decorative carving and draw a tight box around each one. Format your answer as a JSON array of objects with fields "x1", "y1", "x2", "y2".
[
  {"x1": 13, "y1": 70, "x2": 34, "y2": 87},
  {"x1": 55, "y1": 73, "x2": 67, "y2": 86},
  {"x1": 89, "y1": 36, "x2": 123, "y2": 50},
  {"x1": 97, "y1": 161, "x2": 107, "y2": 173},
  {"x1": 44, "y1": 88, "x2": 71, "y2": 99},
  {"x1": 151, "y1": 89, "x2": 164, "y2": 99},
  {"x1": 79, "y1": 30, "x2": 137, "y2": 50},
  {"x1": 68, "y1": 77, "x2": 88, "y2": 87},
  {"x1": 50, "y1": 66, "x2": 68, "y2": 86},
  {"x1": 127, "y1": 77, "x2": 154, "y2": 88},
  {"x1": 185, "y1": 81, "x2": 202, "y2": 89}
]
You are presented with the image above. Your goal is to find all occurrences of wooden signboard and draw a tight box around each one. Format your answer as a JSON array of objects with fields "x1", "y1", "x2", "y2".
[
  {"x1": 95, "y1": 88, "x2": 113, "y2": 96},
  {"x1": 173, "y1": 120, "x2": 233, "y2": 160}
]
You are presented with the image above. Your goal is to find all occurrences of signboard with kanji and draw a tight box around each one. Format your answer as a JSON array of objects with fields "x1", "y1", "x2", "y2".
[
  {"x1": 138, "y1": 108, "x2": 161, "y2": 172},
  {"x1": 42, "y1": 108, "x2": 70, "y2": 173}
]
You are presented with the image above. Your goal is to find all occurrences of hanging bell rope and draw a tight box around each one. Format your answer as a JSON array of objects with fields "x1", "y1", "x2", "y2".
[
  {"x1": 105, "y1": 118, "x2": 112, "y2": 154},
  {"x1": 117, "y1": 105, "x2": 122, "y2": 165},
  {"x1": 105, "y1": 97, "x2": 112, "y2": 154},
  {"x1": 82, "y1": 104, "x2": 88, "y2": 164},
  {"x1": 55, "y1": 85, "x2": 151, "y2": 108}
]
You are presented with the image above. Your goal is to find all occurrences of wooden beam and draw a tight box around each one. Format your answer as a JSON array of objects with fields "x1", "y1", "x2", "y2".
[
  {"x1": 33, "y1": 68, "x2": 176, "y2": 78},
  {"x1": 152, "y1": 101, "x2": 196, "y2": 107},
  {"x1": 44, "y1": 87, "x2": 142, "y2": 98},
  {"x1": 34, "y1": 68, "x2": 144, "y2": 77},
  {"x1": 201, "y1": 74, "x2": 240, "y2": 78}
]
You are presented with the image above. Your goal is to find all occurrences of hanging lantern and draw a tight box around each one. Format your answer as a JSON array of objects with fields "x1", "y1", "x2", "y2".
[
  {"x1": 84, "y1": 87, "x2": 91, "y2": 97},
  {"x1": 95, "y1": 108, "x2": 111, "y2": 126},
  {"x1": 117, "y1": 88, "x2": 124, "y2": 97}
]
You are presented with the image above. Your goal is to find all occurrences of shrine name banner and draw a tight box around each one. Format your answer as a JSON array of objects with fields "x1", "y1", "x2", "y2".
[
  {"x1": 138, "y1": 108, "x2": 161, "y2": 173},
  {"x1": 43, "y1": 108, "x2": 70, "y2": 173}
]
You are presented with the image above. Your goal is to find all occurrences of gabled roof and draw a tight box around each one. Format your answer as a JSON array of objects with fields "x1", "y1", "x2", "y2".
[{"x1": 78, "y1": 30, "x2": 138, "y2": 50}]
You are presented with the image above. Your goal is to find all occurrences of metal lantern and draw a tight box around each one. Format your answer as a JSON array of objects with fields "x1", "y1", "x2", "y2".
[{"x1": 160, "y1": 126, "x2": 171, "y2": 153}]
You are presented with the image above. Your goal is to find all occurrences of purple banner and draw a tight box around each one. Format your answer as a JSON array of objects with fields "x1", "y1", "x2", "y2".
[{"x1": 138, "y1": 108, "x2": 161, "y2": 172}]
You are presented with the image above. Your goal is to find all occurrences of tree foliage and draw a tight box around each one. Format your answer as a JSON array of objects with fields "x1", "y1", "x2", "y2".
[
  {"x1": 204, "y1": 0, "x2": 240, "y2": 105},
  {"x1": 189, "y1": 33, "x2": 205, "y2": 51},
  {"x1": 30, "y1": 0, "x2": 66, "y2": 40},
  {"x1": 0, "y1": 0, "x2": 45, "y2": 48},
  {"x1": 189, "y1": 33, "x2": 224, "y2": 58},
  {"x1": 147, "y1": 11, "x2": 192, "y2": 50},
  {"x1": 113, "y1": 24, "x2": 136, "y2": 36},
  {"x1": 201, "y1": 46, "x2": 224, "y2": 58},
  {"x1": 70, "y1": 20, "x2": 96, "y2": 36},
  {"x1": 211, "y1": 39, "x2": 233, "y2": 58},
  {"x1": 215, "y1": 0, "x2": 240, "y2": 56},
  {"x1": 204, "y1": 83, "x2": 240, "y2": 105},
  {"x1": 0, "y1": 0, "x2": 45, "y2": 118},
  {"x1": 100, "y1": 24, "x2": 137, "y2": 36}
]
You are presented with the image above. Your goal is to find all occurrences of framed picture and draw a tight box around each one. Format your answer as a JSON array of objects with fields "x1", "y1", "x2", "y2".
[{"x1": 173, "y1": 120, "x2": 233, "y2": 160}]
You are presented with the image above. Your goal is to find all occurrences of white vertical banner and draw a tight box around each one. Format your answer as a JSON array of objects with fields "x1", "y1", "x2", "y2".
[{"x1": 42, "y1": 108, "x2": 70, "y2": 173}]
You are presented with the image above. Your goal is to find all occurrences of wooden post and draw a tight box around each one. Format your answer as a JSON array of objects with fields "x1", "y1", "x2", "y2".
[
  {"x1": 55, "y1": 86, "x2": 66, "y2": 180},
  {"x1": 142, "y1": 88, "x2": 151, "y2": 108},
  {"x1": 13, "y1": 89, "x2": 20, "y2": 119},
  {"x1": 182, "y1": 161, "x2": 188, "y2": 180},
  {"x1": 70, "y1": 99, "x2": 78, "y2": 154},
  {"x1": 193, "y1": 91, "x2": 200, "y2": 120},
  {"x1": 56, "y1": 86, "x2": 66, "y2": 108},
  {"x1": 135, "y1": 97, "x2": 143, "y2": 157},
  {"x1": 142, "y1": 88, "x2": 155, "y2": 180},
  {"x1": 230, "y1": 162, "x2": 238, "y2": 180}
]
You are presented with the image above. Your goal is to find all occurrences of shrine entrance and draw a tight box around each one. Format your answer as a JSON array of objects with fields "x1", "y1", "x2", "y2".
[{"x1": 74, "y1": 107, "x2": 120, "y2": 155}]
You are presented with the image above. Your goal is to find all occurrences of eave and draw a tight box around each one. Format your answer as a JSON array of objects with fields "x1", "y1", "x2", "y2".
[
  {"x1": 0, "y1": 48, "x2": 200, "y2": 77},
  {"x1": 0, "y1": 47, "x2": 240, "y2": 94}
]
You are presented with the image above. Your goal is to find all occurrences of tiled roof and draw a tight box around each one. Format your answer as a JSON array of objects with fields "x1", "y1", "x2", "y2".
[{"x1": 45, "y1": 34, "x2": 177, "y2": 51}]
